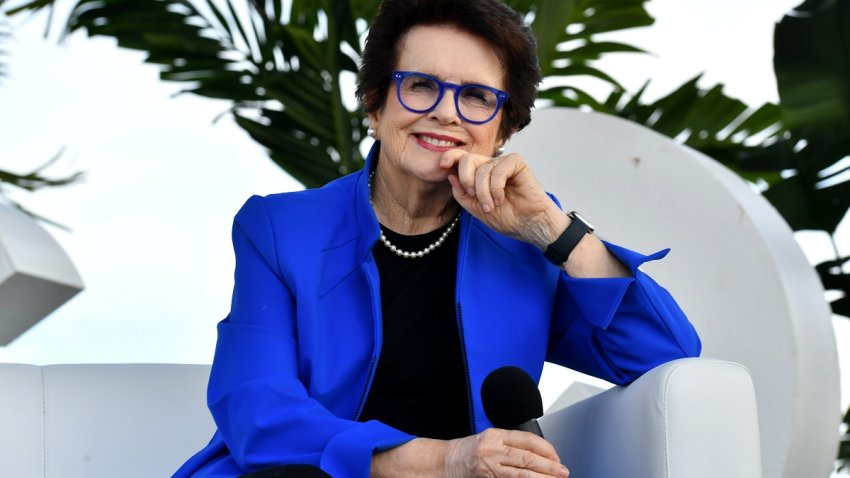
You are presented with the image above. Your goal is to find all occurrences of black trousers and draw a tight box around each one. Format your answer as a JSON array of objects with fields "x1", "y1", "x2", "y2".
[{"x1": 239, "y1": 464, "x2": 332, "y2": 478}]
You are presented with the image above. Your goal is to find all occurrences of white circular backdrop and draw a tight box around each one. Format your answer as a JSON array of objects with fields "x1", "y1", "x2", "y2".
[{"x1": 508, "y1": 107, "x2": 840, "y2": 478}]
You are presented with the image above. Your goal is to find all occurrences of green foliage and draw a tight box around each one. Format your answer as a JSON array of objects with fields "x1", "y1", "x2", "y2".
[
  {"x1": 599, "y1": 77, "x2": 788, "y2": 185},
  {"x1": 0, "y1": 150, "x2": 83, "y2": 228},
  {"x1": 0, "y1": 6, "x2": 81, "y2": 220},
  {"x1": 40, "y1": 0, "x2": 372, "y2": 188},
  {"x1": 3, "y1": 0, "x2": 845, "y2": 316},
  {"x1": 839, "y1": 403, "x2": 850, "y2": 473},
  {"x1": 2, "y1": 0, "x2": 658, "y2": 188},
  {"x1": 771, "y1": 0, "x2": 850, "y2": 326},
  {"x1": 519, "y1": 0, "x2": 652, "y2": 102},
  {"x1": 774, "y1": 0, "x2": 850, "y2": 471}
]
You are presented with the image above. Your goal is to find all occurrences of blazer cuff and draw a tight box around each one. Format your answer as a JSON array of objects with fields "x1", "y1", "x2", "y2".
[
  {"x1": 560, "y1": 241, "x2": 670, "y2": 330},
  {"x1": 321, "y1": 420, "x2": 415, "y2": 478}
]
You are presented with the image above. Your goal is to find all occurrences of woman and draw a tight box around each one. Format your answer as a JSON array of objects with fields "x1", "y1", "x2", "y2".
[{"x1": 175, "y1": 0, "x2": 701, "y2": 477}]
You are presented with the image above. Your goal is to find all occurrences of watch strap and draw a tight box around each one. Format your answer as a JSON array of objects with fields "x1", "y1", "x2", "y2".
[{"x1": 543, "y1": 212, "x2": 592, "y2": 265}]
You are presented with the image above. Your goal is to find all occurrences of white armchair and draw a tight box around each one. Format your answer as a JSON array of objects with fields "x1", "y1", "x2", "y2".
[
  {"x1": 541, "y1": 358, "x2": 761, "y2": 478},
  {"x1": 0, "y1": 358, "x2": 760, "y2": 477}
]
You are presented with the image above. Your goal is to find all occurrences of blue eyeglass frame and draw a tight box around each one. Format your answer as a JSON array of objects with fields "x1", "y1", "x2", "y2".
[{"x1": 392, "y1": 70, "x2": 509, "y2": 125}]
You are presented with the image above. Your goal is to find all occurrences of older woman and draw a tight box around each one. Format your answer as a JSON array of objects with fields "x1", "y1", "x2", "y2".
[{"x1": 174, "y1": 0, "x2": 700, "y2": 477}]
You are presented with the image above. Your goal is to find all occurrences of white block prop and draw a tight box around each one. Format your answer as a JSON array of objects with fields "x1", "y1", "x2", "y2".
[
  {"x1": 0, "y1": 203, "x2": 83, "y2": 345},
  {"x1": 508, "y1": 108, "x2": 840, "y2": 478}
]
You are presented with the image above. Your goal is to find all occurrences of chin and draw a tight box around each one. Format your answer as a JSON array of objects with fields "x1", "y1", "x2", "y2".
[
  {"x1": 401, "y1": 163, "x2": 447, "y2": 184},
  {"x1": 414, "y1": 169, "x2": 450, "y2": 184}
]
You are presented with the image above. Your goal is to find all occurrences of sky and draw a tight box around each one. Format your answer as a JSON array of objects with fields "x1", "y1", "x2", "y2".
[{"x1": 1, "y1": 0, "x2": 847, "y2": 413}]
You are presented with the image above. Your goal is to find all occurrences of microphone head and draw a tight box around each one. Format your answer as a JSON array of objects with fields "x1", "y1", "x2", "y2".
[{"x1": 481, "y1": 366, "x2": 544, "y2": 429}]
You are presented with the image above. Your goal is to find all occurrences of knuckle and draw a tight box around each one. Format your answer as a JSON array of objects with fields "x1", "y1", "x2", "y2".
[{"x1": 520, "y1": 450, "x2": 535, "y2": 468}]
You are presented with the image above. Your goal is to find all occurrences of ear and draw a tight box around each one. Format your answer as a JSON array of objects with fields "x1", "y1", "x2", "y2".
[
  {"x1": 494, "y1": 126, "x2": 518, "y2": 156},
  {"x1": 493, "y1": 138, "x2": 507, "y2": 157},
  {"x1": 368, "y1": 111, "x2": 381, "y2": 140}
]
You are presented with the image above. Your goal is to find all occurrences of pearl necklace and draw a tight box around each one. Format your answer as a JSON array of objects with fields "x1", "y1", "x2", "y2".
[{"x1": 369, "y1": 171, "x2": 460, "y2": 259}]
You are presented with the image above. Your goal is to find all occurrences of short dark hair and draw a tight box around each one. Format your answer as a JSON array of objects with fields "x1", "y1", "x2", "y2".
[{"x1": 356, "y1": 0, "x2": 541, "y2": 140}]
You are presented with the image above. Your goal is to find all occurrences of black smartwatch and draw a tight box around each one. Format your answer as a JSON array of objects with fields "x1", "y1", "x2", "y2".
[{"x1": 543, "y1": 211, "x2": 594, "y2": 265}]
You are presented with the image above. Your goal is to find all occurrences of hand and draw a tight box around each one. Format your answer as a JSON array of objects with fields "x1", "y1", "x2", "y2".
[
  {"x1": 439, "y1": 150, "x2": 566, "y2": 250},
  {"x1": 444, "y1": 428, "x2": 569, "y2": 478}
]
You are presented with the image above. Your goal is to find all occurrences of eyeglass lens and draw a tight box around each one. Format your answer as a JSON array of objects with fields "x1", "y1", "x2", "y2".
[{"x1": 398, "y1": 74, "x2": 500, "y2": 123}]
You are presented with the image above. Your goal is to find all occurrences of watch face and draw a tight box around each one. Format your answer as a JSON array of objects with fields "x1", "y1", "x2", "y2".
[{"x1": 569, "y1": 211, "x2": 595, "y2": 232}]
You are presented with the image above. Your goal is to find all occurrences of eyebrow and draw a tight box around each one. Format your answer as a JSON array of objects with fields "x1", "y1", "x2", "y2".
[{"x1": 417, "y1": 71, "x2": 497, "y2": 87}]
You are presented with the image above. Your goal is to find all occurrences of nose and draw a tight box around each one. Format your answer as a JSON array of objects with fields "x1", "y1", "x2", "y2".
[{"x1": 428, "y1": 87, "x2": 461, "y2": 125}]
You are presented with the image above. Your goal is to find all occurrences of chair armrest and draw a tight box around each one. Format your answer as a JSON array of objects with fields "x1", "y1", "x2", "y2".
[{"x1": 538, "y1": 358, "x2": 761, "y2": 478}]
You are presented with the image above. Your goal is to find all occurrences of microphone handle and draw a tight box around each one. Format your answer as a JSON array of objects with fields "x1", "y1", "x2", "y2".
[{"x1": 516, "y1": 418, "x2": 544, "y2": 438}]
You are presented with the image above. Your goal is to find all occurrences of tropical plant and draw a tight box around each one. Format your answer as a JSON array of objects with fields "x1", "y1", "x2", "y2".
[
  {"x1": 0, "y1": 6, "x2": 81, "y2": 220},
  {"x1": 775, "y1": 2, "x2": 850, "y2": 471},
  {"x1": 0, "y1": 154, "x2": 82, "y2": 227},
  {"x1": 2, "y1": 0, "x2": 686, "y2": 189}
]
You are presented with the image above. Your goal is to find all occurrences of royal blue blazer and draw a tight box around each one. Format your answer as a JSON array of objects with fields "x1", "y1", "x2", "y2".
[{"x1": 174, "y1": 143, "x2": 701, "y2": 478}]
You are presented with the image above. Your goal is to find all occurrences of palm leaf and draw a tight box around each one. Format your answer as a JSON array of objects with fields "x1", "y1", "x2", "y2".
[
  {"x1": 775, "y1": 0, "x2": 850, "y2": 134},
  {"x1": 770, "y1": 0, "x2": 850, "y2": 236},
  {"x1": 4, "y1": 0, "x2": 369, "y2": 187},
  {"x1": 522, "y1": 0, "x2": 652, "y2": 90},
  {"x1": 4, "y1": 0, "x2": 659, "y2": 188},
  {"x1": 590, "y1": 75, "x2": 787, "y2": 184},
  {"x1": 0, "y1": 149, "x2": 83, "y2": 227}
]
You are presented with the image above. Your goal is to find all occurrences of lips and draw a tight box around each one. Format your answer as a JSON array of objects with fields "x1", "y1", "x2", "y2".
[
  {"x1": 414, "y1": 133, "x2": 465, "y2": 149},
  {"x1": 419, "y1": 135, "x2": 460, "y2": 147}
]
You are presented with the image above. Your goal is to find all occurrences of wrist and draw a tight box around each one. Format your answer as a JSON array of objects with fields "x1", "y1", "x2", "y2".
[
  {"x1": 542, "y1": 211, "x2": 594, "y2": 266},
  {"x1": 528, "y1": 206, "x2": 570, "y2": 251},
  {"x1": 443, "y1": 437, "x2": 468, "y2": 478},
  {"x1": 372, "y1": 438, "x2": 450, "y2": 478}
]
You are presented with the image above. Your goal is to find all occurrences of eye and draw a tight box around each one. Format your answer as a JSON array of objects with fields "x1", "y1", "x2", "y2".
[
  {"x1": 460, "y1": 86, "x2": 497, "y2": 108},
  {"x1": 404, "y1": 76, "x2": 438, "y2": 93}
]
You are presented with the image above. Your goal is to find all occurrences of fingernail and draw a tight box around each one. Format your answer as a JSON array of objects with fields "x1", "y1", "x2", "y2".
[
  {"x1": 482, "y1": 203, "x2": 491, "y2": 213},
  {"x1": 466, "y1": 188, "x2": 474, "y2": 197},
  {"x1": 561, "y1": 465, "x2": 569, "y2": 477}
]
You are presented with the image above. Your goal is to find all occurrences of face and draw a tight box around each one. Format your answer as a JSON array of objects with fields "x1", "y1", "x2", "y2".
[{"x1": 369, "y1": 24, "x2": 506, "y2": 185}]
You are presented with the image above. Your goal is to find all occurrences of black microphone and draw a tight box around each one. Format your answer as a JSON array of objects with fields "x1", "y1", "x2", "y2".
[{"x1": 481, "y1": 366, "x2": 544, "y2": 437}]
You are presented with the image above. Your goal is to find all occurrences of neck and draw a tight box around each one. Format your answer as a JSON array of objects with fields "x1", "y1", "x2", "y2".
[{"x1": 370, "y1": 167, "x2": 460, "y2": 235}]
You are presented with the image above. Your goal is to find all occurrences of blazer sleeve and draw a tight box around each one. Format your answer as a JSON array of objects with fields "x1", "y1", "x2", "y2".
[
  {"x1": 206, "y1": 195, "x2": 414, "y2": 477},
  {"x1": 546, "y1": 241, "x2": 702, "y2": 385}
]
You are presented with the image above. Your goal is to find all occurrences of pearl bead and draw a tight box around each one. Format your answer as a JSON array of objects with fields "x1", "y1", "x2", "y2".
[{"x1": 369, "y1": 171, "x2": 459, "y2": 259}]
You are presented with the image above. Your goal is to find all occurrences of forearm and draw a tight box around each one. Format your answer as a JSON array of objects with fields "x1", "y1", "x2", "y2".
[
  {"x1": 529, "y1": 204, "x2": 629, "y2": 279},
  {"x1": 371, "y1": 438, "x2": 449, "y2": 478}
]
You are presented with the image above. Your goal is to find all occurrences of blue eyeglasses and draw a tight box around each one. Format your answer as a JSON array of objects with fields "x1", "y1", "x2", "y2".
[{"x1": 392, "y1": 71, "x2": 509, "y2": 125}]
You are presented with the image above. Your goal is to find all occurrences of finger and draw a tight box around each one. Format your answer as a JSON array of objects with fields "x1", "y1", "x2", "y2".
[
  {"x1": 502, "y1": 430, "x2": 561, "y2": 463},
  {"x1": 499, "y1": 446, "x2": 569, "y2": 478},
  {"x1": 447, "y1": 174, "x2": 476, "y2": 212},
  {"x1": 456, "y1": 153, "x2": 482, "y2": 197},
  {"x1": 440, "y1": 150, "x2": 475, "y2": 196},
  {"x1": 488, "y1": 155, "x2": 512, "y2": 208},
  {"x1": 503, "y1": 467, "x2": 569, "y2": 478},
  {"x1": 475, "y1": 158, "x2": 498, "y2": 213},
  {"x1": 439, "y1": 148, "x2": 465, "y2": 169}
]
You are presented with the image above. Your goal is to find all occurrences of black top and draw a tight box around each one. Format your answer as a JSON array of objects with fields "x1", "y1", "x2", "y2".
[{"x1": 358, "y1": 221, "x2": 470, "y2": 439}]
